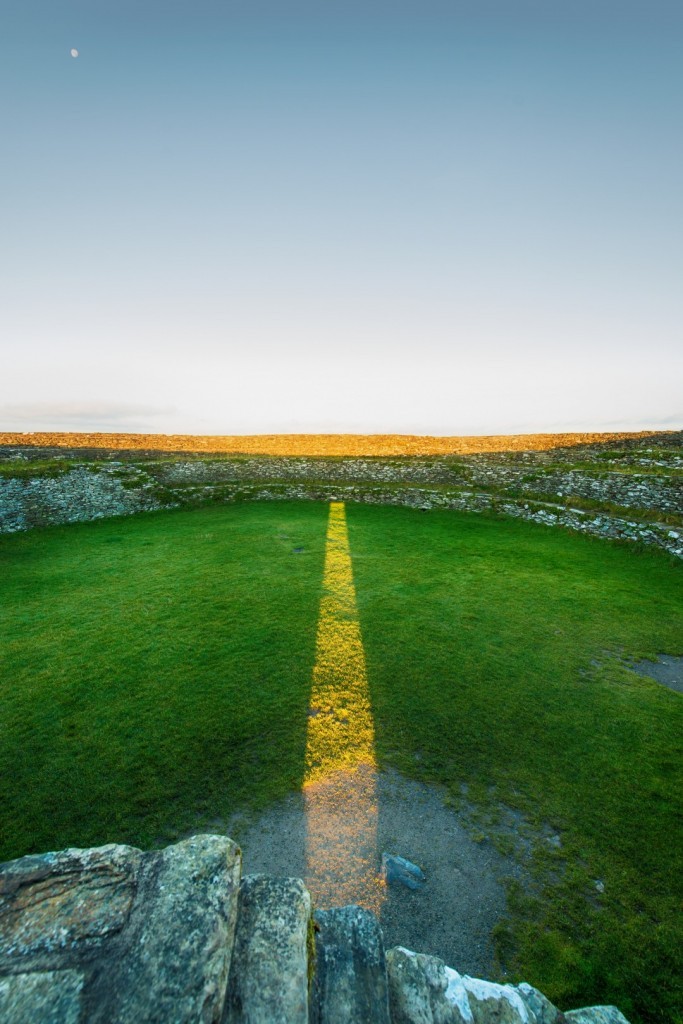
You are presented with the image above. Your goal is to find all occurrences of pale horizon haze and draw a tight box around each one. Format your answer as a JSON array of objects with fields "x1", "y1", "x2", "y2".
[{"x1": 2, "y1": 1, "x2": 681, "y2": 436}]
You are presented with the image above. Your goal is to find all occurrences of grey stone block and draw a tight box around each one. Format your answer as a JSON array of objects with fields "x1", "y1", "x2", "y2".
[
  {"x1": 462, "y1": 974, "x2": 536, "y2": 1023},
  {"x1": 1, "y1": 834, "x2": 242, "y2": 1024},
  {"x1": 224, "y1": 874, "x2": 311, "y2": 1024},
  {"x1": 516, "y1": 982, "x2": 567, "y2": 1023},
  {"x1": 310, "y1": 905, "x2": 390, "y2": 1024},
  {"x1": 88, "y1": 834, "x2": 241, "y2": 1023},
  {"x1": 0, "y1": 843, "x2": 140, "y2": 966},
  {"x1": 386, "y1": 947, "x2": 473, "y2": 1023}
]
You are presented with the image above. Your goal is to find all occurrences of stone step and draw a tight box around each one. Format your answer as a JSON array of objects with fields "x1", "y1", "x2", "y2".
[
  {"x1": 310, "y1": 905, "x2": 391, "y2": 1024},
  {"x1": 223, "y1": 875, "x2": 311, "y2": 1024},
  {"x1": 0, "y1": 837, "x2": 634, "y2": 1024}
]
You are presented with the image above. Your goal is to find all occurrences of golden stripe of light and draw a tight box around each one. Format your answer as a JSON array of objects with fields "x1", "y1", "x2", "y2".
[{"x1": 303, "y1": 502, "x2": 385, "y2": 913}]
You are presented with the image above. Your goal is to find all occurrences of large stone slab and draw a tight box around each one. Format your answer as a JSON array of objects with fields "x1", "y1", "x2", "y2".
[
  {"x1": 92, "y1": 834, "x2": 241, "y2": 1023},
  {"x1": 0, "y1": 834, "x2": 241, "y2": 1024},
  {"x1": 386, "y1": 949, "x2": 549, "y2": 1024},
  {"x1": 0, "y1": 843, "x2": 140, "y2": 965},
  {"x1": 310, "y1": 904, "x2": 391, "y2": 1024},
  {"x1": 461, "y1": 974, "x2": 537, "y2": 1023},
  {"x1": 224, "y1": 874, "x2": 311, "y2": 1024},
  {"x1": 386, "y1": 946, "x2": 474, "y2": 1023}
]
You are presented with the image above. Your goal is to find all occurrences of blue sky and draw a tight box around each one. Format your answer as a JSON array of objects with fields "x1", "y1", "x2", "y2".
[{"x1": 2, "y1": 1, "x2": 681, "y2": 434}]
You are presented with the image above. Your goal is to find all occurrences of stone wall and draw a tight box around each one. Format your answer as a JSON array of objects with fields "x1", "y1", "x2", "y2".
[
  {"x1": 461, "y1": 465, "x2": 681, "y2": 515},
  {"x1": 0, "y1": 836, "x2": 631, "y2": 1024},
  {"x1": 0, "y1": 460, "x2": 681, "y2": 559},
  {"x1": 0, "y1": 467, "x2": 162, "y2": 533},
  {"x1": 151, "y1": 454, "x2": 683, "y2": 515}
]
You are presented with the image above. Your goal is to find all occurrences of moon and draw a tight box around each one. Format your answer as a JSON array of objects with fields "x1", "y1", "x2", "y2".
[{"x1": 70, "y1": 48, "x2": 79, "y2": 58}]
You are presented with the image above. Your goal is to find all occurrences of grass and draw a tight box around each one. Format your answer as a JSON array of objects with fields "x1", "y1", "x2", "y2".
[
  {"x1": 346, "y1": 504, "x2": 682, "y2": 1024},
  {"x1": 0, "y1": 502, "x2": 327, "y2": 854},
  {"x1": 0, "y1": 459, "x2": 74, "y2": 479},
  {"x1": 0, "y1": 500, "x2": 681, "y2": 1023}
]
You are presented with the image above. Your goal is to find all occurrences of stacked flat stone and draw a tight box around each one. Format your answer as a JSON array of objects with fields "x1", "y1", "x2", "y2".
[
  {"x1": 1, "y1": 454, "x2": 681, "y2": 560},
  {"x1": 0, "y1": 837, "x2": 631, "y2": 1024}
]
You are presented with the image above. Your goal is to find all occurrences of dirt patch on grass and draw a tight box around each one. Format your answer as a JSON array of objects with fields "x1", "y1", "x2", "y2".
[
  {"x1": 220, "y1": 768, "x2": 526, "y2": 978},
  {"x1": 630, "y1": 654, "x2": 683, "y2": 694}
]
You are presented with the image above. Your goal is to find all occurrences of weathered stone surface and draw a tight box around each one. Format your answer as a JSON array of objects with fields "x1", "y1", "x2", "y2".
[
  {"x1": 386, "y1": 947, "x2": 474, "y2": 1023},
  {"x1": 564, "y1": 1008, "x2": 631, "y2": 1024},
  {"x1": 0, "y1": 838, "x2": 639, "y2": 1024},
  {"x1": 0, "y1": 843, "x2": 140, "y2": 966},
  {"x1": 87, "y1": 834, "x2": 241, "y2": 1023},
  {"x1": 462, "y1": 974, "x2": 535, "y2": 1023},
  {"x1": 0, "y1": 834, "x2": 241, "y2": 1024},
  {"x1": 0, "y1": 467, "x2": 162, "y2": 533},
  {"x1": 386, "y1": 950, "x2": 566, "y2": 1024},
  {"x1": 310, "y1": 904, "x2": 391, "y2": 1024},
  {"x1": 0, "y1": 969, "x2": 84, "y2": 1023},
  {"x1": 516, "y1": 982, "x2": 567, "y2": 1023},
  {"x1": 223, "y1": 874, "x2": 311, "y2": 1024}
]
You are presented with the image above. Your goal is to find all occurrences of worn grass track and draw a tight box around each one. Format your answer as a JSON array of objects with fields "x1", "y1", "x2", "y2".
[{"x1": 0, "y1": 501, "x2": 681, "y2": 1022}]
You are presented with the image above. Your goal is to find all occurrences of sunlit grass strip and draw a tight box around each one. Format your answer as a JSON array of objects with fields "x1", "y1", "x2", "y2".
[
  {"x1": 304, "y1": 502, "x2": 384, "y2": 911},
  {"x1": 305, "y1": 502, "x2": 376, "y2": 781}
]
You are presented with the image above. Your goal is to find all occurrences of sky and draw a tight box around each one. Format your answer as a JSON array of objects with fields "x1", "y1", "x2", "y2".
[{"x1": 2, "y1": 1, "x2": 681, "y2": 436}]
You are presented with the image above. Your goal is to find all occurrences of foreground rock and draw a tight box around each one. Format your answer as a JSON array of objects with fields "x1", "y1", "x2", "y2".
[
  {"x1": 0, "y1": 835, "x2": 241, "y2": 1023},
  {"x1": 224, "y1": 875, "x2": 310, "y2": 1024},
  {"x1": 0, "y1": 970, "x2": 84, "y2": 1024},
  {"x1": 387, "y1": 947, "x2": 475, "y2": 1023},
  {"x1": 0, "y1": 836, "x2": 632, "y2": 1023},
  {"x1": 387, "y1": 947, "x2": 563, "y2": 1024},
  {"x1": 310, "y1": 905, "x2": 391, "y2": 1024},
  {"x1": 565, "y1": 1010, "x2": 631, "y2": 1024}
]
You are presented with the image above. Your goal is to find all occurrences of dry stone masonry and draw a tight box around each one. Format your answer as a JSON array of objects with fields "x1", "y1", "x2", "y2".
[
  {"x1": 0, "y1": 836, "x2": 631, "y2": 1024},
  {"x1": 1, "y1": 432, "x2": 681, "y2": 558}
]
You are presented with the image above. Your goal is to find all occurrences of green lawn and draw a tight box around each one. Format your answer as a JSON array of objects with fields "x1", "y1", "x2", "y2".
[
  {"x1": 0, "y1": 501, "x2": 681, "y2": 1023},
  {"x1": 347, "y1": 504, "x2": 683, "y2": 1024},
  {"x1": 0, "y1": 502, "x2": 327, "y2": 855}
]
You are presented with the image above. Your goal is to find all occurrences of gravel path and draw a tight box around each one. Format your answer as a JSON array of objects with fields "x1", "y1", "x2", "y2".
[{"x1": 223, "y1": 768, "x2": 523, "y2": 978}]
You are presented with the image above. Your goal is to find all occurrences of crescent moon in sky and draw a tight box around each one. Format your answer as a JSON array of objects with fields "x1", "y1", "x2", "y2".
[{"x1": 70, "y1": 48, "x2": 79, "y2": 58}]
